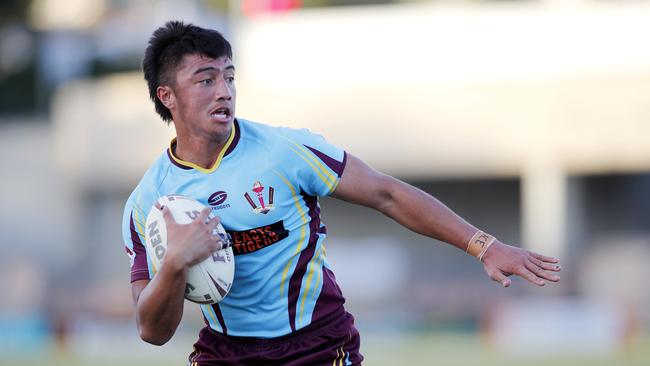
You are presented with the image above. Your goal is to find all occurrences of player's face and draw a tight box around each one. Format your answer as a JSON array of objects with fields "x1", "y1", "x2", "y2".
[{"x1": 166, "y1": 54, "x2": 236, "y2": 141}]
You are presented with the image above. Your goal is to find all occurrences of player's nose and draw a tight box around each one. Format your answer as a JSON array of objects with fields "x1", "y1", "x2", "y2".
[{"x1": 214, "y1": 79, "x2": 233, "y2": 101}]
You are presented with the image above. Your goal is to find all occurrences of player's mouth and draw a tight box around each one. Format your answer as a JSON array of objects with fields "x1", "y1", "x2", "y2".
[{"x1": 210, "y1": 107, "x2": 232, "y2": 122}]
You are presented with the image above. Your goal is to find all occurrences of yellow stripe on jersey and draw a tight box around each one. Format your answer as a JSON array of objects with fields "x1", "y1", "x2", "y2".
[
  {"x1": 132, "y1": 205, "x2": 157, "y2": 274},
  {"x1": 132, "y1": 201, "x2": 148, "y2": 228},
  {"x1": 287, "y1": 138, "x2": 338, "y2": 187},
  {"x1": 311, "y1": 246, "x2": 326, "y2": 301},
  {"x1": 298, "y1": 243, "x2": 323, "y2": 326},
  {"x1": 333, "y1": 345, "x2": 346, "y2": 366},
  {"x1": 285, "y1": 142, "x2": 337, "y2": 193},
  {"x1": 202, "y1": 304, "x2": 220, "y2": 332},
  {"x1": 167, "y1": 123, "x2": 236, "y2": 173},
  {"x1": 333, "y1": 348, "x2": 340, "y2": 366},
  {"x1": 131, "y1": 203, "x2": 146, "y2": 240},
  {"x1": 283, "y1": 136, "x2": 338, "y2": 181},
  {"x1": 273, "y1": 170, "x2": 309, "y2": 298}
]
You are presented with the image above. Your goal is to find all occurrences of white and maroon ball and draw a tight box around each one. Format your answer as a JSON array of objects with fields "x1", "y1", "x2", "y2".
[{"x1": 144, "y1": 194, "x2": 235, "y2": 304}]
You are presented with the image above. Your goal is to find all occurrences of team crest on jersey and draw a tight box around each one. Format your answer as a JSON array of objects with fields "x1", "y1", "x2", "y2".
[{"x1": 244, "y1": 181, "x2": 275, "y2": 214}]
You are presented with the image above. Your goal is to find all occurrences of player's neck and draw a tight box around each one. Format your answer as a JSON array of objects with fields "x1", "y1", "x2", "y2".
[{"x1": 174, "y1": 133, "x2": 229, "y2": 169}]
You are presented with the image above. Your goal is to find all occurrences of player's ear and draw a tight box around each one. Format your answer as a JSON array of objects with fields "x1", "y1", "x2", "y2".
[{"x1": 157, "y1": 85, "x2": 175, "y2": 110}]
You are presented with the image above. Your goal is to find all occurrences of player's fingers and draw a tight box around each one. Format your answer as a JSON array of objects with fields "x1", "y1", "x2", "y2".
[
  {"x1": 206, "y1": 214, "x2": 222, "y2": 230},
  {"x1": 212, "y1": 232, "x2": 232, "y2": 250},
  {"x1": 204, "y1": 214, "x2": 229, "y2": 249},
  {"x1": 516, "y1": 265, "x2": 545, "y2": 286},
  {"x1": 529, "y1": 256, "x2": 561, "y2": 272},
  {"x1": 524, "y1": 259, "x2": 560, "y2": 282},
  {"x1": 159, "y1": 204, "x2": 176, "y2": 226},
  {"x1": 221, "y1": 233, "x2": 233, "y2": 249},
  {"x1": 529, "y1": 251, "x2": 560, "y2": 264},
  {"x1": 197, "y1": 207, "x2": 212, "y2": 224},
  {"x1": 487, "y1": 267, "x2": 512, "y2": 288}
]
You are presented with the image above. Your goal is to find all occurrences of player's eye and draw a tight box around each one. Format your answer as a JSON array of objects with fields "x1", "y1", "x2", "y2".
[
  {"x1": 200, "y1": 78, "x2": 213, "y2": 85},
  {"x1": 226, "y1": 76, "x2": 235, "y2": 83}
]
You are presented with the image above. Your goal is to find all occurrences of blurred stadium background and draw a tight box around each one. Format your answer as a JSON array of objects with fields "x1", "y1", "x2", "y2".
[{"x1": 2, "y1": 0, "x2": 650, "y2": 365}]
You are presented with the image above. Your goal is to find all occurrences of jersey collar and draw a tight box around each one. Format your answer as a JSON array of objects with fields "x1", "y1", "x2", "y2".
[{"x1": 167, "y1": 119, "x2": 240, "y2": 173}]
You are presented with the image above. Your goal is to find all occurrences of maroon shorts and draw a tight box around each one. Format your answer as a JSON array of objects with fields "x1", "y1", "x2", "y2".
[{"x1": 188, "y1": 309, "x2": 363, "y2": 366}]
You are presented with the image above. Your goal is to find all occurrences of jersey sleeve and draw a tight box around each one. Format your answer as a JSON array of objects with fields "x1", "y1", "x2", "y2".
[
  {"x1": 280, "y1": 127, "x2": 347, "y2": 197},
  {"x1": 122, "y1": 190, "x2": 155, "y2": 283}
]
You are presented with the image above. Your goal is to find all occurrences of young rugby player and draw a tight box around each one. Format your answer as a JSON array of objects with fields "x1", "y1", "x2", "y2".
[{"x1": 122, "y1": 21, "x2": 561, "y2": 366}]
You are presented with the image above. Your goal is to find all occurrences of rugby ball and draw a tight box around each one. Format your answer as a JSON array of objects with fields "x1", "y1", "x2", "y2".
[{"x1": 144, "y1": 194, "x2": 235, "y2": 304}]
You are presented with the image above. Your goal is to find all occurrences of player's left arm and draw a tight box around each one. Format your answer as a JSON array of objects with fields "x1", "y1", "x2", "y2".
[{"x1": 331, "y1": 153, "x2": 561, "y2": 287}]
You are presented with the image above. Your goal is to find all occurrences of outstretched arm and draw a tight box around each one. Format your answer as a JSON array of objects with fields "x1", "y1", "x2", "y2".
[{"x1": 331, "y1": 153, "x2": 560, "y2": 287}]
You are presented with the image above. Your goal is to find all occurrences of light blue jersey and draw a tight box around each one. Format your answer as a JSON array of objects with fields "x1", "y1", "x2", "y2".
[{"x1": 122, "y1": 119, "x2": 348, "y2": 337}]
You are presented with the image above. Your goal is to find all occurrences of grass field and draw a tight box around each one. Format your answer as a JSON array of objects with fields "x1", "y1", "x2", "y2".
[
  {"x1": 2, "y1": 333, "x2": 649, "y2": 366},
  {"x1": 362, "y1": 334, "x2": 650, "y2": 366}
]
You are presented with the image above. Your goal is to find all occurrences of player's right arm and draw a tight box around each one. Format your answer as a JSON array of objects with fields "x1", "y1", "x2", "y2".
[{"x1": 131, "y1": 205, "x2": 222, "y2": 345}]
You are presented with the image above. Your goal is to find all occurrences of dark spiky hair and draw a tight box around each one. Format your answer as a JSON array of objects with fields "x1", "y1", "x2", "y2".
[{"x1": 142, "y1": 21, "x2": 232, "y2": 123}]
